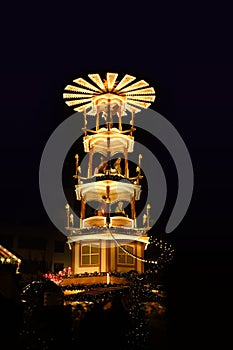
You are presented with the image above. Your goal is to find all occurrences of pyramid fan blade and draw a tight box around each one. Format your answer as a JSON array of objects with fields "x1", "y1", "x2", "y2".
[
  {"x1": 106, "y1": 73, "x2": 118, "y2": 90},
  {"x1": 114, "y1": 74, "x2": 136, "y2": 91},
  {"x1": 126, "y1": 95, "x2": 155, "y2": 102},
  {"x1": 73, "y1": 78, "x2": 100, "y2": 92},
  {"x1": 125, "y1": 87, "x2": 155, "y2": 95},
  {"x1": 63, "y1": 93, "x2": 93, "y2": 99},
  {"x1": 64, "y1": 85, "x2": 97, "y2": 94},
  {"x1": 88, "y1": 74, "x2": 106, "y2": 90},
  {"x1": 120, "y1": 80, "x2": 149, "y2": 93}
]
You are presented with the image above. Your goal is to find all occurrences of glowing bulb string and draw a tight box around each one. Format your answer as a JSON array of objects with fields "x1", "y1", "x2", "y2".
[
  {"x1": 107, "y1": 229, "x2": 175, "y2": 267},
  {"x1": 108, "y1": 229, "x2": 149, "y2": 263}
]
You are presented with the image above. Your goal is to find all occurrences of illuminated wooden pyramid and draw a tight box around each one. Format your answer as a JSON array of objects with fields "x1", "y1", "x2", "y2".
[{"x1": 63, "y1": 73, "x2": 156, "y2": 275}]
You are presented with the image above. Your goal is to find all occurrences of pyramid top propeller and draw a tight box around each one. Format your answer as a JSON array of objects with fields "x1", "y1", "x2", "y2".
[{"x1": 63, "y1": 72, "x2": 156, "y2": 114}]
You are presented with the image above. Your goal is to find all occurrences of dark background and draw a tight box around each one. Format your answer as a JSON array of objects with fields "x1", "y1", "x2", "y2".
[{"x1": 0, "y1": 4, "x2": 232, "y2": 348}]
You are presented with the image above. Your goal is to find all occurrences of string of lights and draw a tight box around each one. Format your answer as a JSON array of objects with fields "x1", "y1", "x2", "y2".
[{"x1": 108, "y1": 229, "x2": 175, "y2": 268}]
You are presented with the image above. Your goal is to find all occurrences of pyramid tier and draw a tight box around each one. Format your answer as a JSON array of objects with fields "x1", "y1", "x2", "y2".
[
  {"x1": 67, "y1": 228, "x2": 149, "y2": 244},
  {"x1": 82, "y1": 216, "x2": 134, "y2": 229},
  {"x1": 75, "y1": 180, "x2": 141, "y2": 203},
  {"x1": 83, "y1": 128, "x2": 134, "y2": 156}
]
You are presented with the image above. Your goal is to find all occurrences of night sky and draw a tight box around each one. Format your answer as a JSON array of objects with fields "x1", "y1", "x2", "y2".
[{"x1": 0, "y1": 4, "x2": 232, "y2": 347}]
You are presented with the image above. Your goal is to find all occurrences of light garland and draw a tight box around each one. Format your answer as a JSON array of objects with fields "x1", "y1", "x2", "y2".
[
  {"x1": 108, "y1": 229, "x2": 175, "y2": 267},
  {"x1": 67, "y1": 225, "x2": 175, "y2": 267}
]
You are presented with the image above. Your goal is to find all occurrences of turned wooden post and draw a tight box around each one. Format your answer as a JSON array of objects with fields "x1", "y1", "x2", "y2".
[{"x1": 124, "y1": 147, "x2": 129, "y2": 178}]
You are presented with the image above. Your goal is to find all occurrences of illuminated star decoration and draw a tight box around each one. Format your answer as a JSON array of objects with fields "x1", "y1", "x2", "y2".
[{"x1": 63, "y1": 72, "x2": 156, "y2": 114}]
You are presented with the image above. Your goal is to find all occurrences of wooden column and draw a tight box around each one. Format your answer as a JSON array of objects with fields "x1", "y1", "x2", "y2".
[
  {"x1": 88, "y1": 147, "x2": 93, "y2": 178},
  {"x1": 130, "y1": 109, "x2": 135, "y2": 136},
  {"x1": 146, "y1": 204, "x2": 151, "y2": 228},
  {"x1": 83, "y1": 108, "x2": 87, "y2": 136},
  {"x1": 65, "y1": 204, "x2": 70, "y2": 228},
  {"x1": 72, "y1": 243, "x2": 75, "y2": 274},
  {"x1": 124, "y1": 147, "x2": 129, "y2": 178},
  {"x1": 109, "y1": 109, "x2": 113, "y2": 128},
  {"x1": 107, "y1": 137, "x2": 111, "y2": 172},
  {"x1": 108, "y1": 99, "x2": 113, "y2": 128},
  {"x1": 131, "y1": 190, "x2": 137, "y2": 228},
  {"x1": 118, "y1": 106, "x2": 122, "y2": 131},
  {"x1": 96, "y1": 105, "x2": 100, "y2": 131},
  {"x1": 80, "y1": 195, "x2": 86, "y2": 228},
  {"x1": 106, "y1": 185, "x2": 110, "y2": 227}
]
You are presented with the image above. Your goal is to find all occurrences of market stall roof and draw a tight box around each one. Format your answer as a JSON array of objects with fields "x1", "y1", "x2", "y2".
[{"x1": 0, "y1": 244, "x2": 21, "y2": 268}]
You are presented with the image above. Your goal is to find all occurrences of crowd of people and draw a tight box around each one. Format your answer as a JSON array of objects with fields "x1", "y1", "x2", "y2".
[{"x1": 0, "y1": 262, "x2": 169, "y2": 349}]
